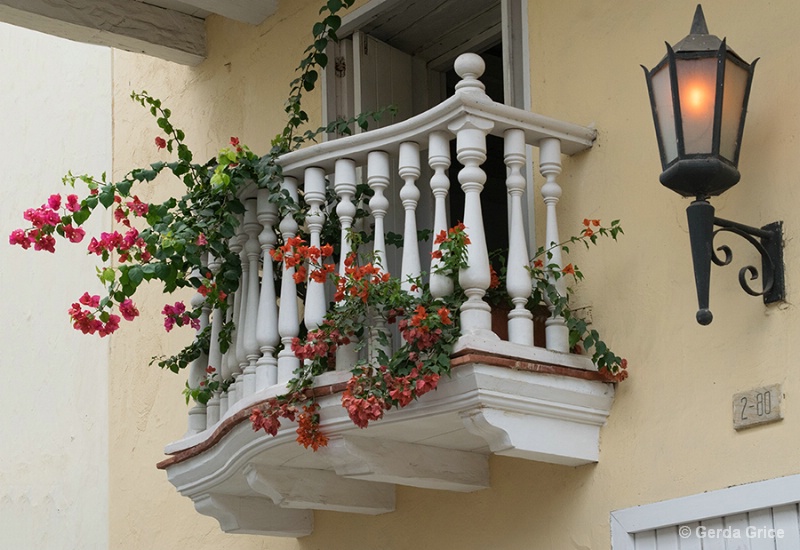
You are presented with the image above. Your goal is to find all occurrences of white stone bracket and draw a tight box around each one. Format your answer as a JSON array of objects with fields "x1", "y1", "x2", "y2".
[
  {"x1": 193, "y1": 492, "x2": 312, "y2": 537},
  {"x1": 244, "y1": 463, "x2": 395, "y2": 515},
  {"x1": 323, "y1": 435, "x2": 490, "y2": 493}
]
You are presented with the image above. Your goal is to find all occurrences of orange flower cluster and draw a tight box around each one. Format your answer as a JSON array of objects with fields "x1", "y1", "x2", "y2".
[
  {"x1": 581, "y1": 218, "x2": 601, "y2": 237},
  {"x1": 270, "y1": 236, "x2": 335, "y2": 284},
  {"x1": 334, "y1": 256, "x2": 391, "y2": 304},
  {"x1": 296, "y1": 403, "x2": 328, "y2": 450}
]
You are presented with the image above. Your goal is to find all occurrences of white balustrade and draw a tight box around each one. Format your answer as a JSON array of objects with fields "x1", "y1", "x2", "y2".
[
  {"x1": 539, "y1": 137, "x2": 569, "y2": 352},
  {"x1": 233, "y1": 226, "x2": 249, "y2": 404},
  {"x1": 186, "y1": 262, "x2": 209, "y2": 436},
  {"x1": 304, "y1": 167, "x2": 328, "y2": 333},
  {"x1": 184, "y1": 52, "x2": 597, "y2": 434},
  {"x1": 277, "y1": 177, "x2": 301, "y2": 384},
  {"x1": 367, "y1": 151, "x2": 390, "y2": 270},
  {"x1": 367, "y1": 151, "x2": 392, "y2": 364},
  {"x1": 205, "y1": 253, "x2": 223, "y2": 426},
  {"x1": 428, "y1": 131, "x2": 452, "y2": 300},
  {"x1": 334, "y1": 159, "x2": 359, "y2": 371},
  {"x1": 255, "y1": 189, "x2": 279, "y2": 390},
  {"x1": 241, "y1": 198, "x2": 261, "y2": 398},
  {"x1": 504, "y1": 129, "x2": 534, "y2": 345},
  {"x1": 398, "y1": 141, "x2": 421, "y2": 296}
]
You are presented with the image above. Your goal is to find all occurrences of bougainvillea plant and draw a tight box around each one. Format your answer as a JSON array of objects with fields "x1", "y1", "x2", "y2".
[
  {"x1": 250, "y1": 221, "x2": 627, "y2": 451},
  {"x1": 8, "y1": 0, "x2": 380, "y2": 375},
  {"x1": 8, "y1": 0, "x2": 626, "y2": 451}
]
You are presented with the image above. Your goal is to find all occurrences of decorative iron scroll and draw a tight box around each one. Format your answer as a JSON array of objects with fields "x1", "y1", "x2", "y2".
[{"x1": 712, "y1": 218, "x2": 784, "y2": 303}]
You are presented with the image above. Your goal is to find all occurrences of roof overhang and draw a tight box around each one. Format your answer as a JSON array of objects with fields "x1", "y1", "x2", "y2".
[{"x1": 0, "y1": 0, "x2": 279, "y2": 65}]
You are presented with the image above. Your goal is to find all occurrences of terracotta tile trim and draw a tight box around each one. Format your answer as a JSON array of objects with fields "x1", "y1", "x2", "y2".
[
  {"x1": 156, "y1": 352, "x2": 611, "y2": 470},
  {"x1": 450, "y1": 348, "x2": 617, "y2": 382},
  {"x1": 156, "y1": 381, "x2": 348, "y2": 470}
]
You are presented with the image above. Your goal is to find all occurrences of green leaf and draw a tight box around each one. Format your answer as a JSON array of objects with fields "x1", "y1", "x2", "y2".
[
  {"x1": 98, "y1": 186, "x2": 115, "y2": 208},
  {"x1": 116, "y1": 180, "x2": 133, "y2": 196},
  {"x1": 128, "y1": 266, "x2": 144, "y2": 285}
]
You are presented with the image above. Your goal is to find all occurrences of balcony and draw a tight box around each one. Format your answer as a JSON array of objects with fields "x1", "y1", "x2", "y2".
[{"x1": 157, "y1": 53, "x2": 615, "y2": 537}]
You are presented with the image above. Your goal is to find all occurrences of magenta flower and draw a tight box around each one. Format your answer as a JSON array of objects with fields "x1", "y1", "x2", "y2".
[
  {"x1": 47, "y1": 194, "x2": 62, "y2": 210},
  {"x1": 9, "y1": 229, "x2": 31, "y2": 249},
  {"x1": 119, "y1": 299, "x2": 139, "y2": 321},
  {"x1": 65, "y1": 194, "x2": 81, "y2": 213}
]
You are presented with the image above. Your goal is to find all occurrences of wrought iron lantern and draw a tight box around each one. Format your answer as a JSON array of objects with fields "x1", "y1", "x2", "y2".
[{"x1": 643, "y1": 4, "x2": 784, "y2": 325}]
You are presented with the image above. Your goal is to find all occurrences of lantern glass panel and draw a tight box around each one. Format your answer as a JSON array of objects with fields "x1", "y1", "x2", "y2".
[
  {"x1": 651, "y1": 64, "x2": 678, "y2": 165},
  {"x1": 720, "y1": 59, "x2": 749, "y2": 163},
  {"x1": 676, "y1": 57, "x2": 717, "y2": 155}
]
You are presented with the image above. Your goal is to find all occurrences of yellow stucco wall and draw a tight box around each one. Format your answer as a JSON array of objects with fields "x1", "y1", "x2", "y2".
[{"x1": 108, "y1": 1, "x2": 800, "y2": 549}]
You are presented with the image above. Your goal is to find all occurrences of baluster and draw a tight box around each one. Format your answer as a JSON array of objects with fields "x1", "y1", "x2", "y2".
[
  {"x1": 233, "y1": 226, "x2": 249, "y2": 404},
  {"x1": 304, "y1": 168, "x2": 328, "y2": 334},
  {"x1": 368, "y1": 151, "x2": 390, "y2": 270},
  {"x1": 222, "y1": 233, "x2": 243, "y2": 411},
  {"x1": 277, "y1": 176, "x2": 301, "y2": 384},
  {"x1": 219, "y1": 291, "x2": 235, "y2": 416},
  {"x1": 367, "y1": 151, "x2": 392, "y2": 364},
  {"x1": 504, "y1": 129, "x2": 534, "y2": 345},
  {"x1": 334, "y1": 159, "x2": 359, "y2": 370},
  {"x1": 448, "y1": 54, "x2": 495, "y2": 336},
  {"x1": 539, "y1": 137, "x2": 569, "y2": 352},
  {"x1": 428, "y1": 131, "x2": 453, "y2": 299},
  {"x1": 205, "y1": 253, "x2": 223, "y2": 426},
  {"x1": 241, "y1": 198, "x2": 261, "y2": 398},
  {"x1": 398, "y1": 142, "x2": 421, "y2": 296},
  {"x1": 185, "y1": 262, "x2": 209, "y2": 436},
  {"x1": 448, "y1": 118, "x2": 495, "y2": 335},
  {"x1": 255, "y1": 189, "x2": 279, "y2": 390}
]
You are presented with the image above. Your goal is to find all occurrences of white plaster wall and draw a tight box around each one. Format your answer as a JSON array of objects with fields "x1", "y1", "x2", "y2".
[{"x1": 0, "y1": 22, "x2": 111, "y2": 550}]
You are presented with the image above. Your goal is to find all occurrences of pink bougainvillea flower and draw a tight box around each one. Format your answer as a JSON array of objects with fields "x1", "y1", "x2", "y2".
[
  {"x1": 9, "y1": 229, "x2": 31, "y2": 249},
  {"x1": 196, "y1": 233, "x2": 208, "y2": 246},
  {"x1": 126, "y1": 196, "x2": 148, "y2": 217},
  {"x1": 47, "y1": 194, "x2": 61, "y2": 210},
  {"x1": 79, "y1": 292, "x2": 101, "y2": 308},
  {"x1": 119, "y1": 299, "x2": 139, "y2": 321},
  {"x1": 65, "y1": 194, "x2": 81, "y2": 213},
  {"x1": 63, "y1": 225, "x2": 86, "y2": 244},
  {"x1": 155, "y1": 136, "x2": 167, "y2": 150}
]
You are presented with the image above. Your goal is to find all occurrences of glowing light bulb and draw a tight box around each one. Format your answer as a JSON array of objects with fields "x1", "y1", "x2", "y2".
[{"x1": 683, "y1": 81, "x2": 711, "y2": 115}]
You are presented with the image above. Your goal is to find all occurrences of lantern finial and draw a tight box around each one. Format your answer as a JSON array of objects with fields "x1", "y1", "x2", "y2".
[{"x1": 690, "y1": 5, "x2": 709, "y2": 35}]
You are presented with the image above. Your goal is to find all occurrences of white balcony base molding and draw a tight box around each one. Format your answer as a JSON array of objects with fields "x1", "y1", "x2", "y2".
[{"x1": 159, "y1": 345, "x2": 615, "y2": 536}]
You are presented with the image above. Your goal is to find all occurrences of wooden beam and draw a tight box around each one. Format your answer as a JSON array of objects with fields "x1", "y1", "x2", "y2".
[
  {"x1": 0, "y1": 0, "x2": 206, "y2": 65},
  {"x1": 182, "y1": 0, "x2": 278, "y2": 25}
]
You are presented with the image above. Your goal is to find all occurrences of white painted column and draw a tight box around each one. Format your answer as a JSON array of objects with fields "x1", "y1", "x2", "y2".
[
  {"x1": 241, "y1": 198, "x2": 261, "y2": 398},
  {"x1": 367, "y1": 151, "x2": 392, "y2": 365},
  {"x1": 304, "y1": 167, "x2": 328, "y2": 333},
  {"x1": 448, "y1": 114, "x2": 495, "y2": 336},
  {"x1": 334, "y1": 159, "x2": 359, "y2": 370},
  {"x1": 539, "y1": 137, "x2": 569, "y2": 352},
  {"x1": 205, "y1": 255, "x2": 223, "y2": 426},
  {"x1": 367, "y1": 151, "x2": 390, "y2": 271},
  {"x1": 277, "y1": 177, "x2": 301, "y2": 384},
  {"x1": 186, "y1": 262, "x2": 209, "y2": 436},
  {"x1": 428, "y1": 131, "x2": 453, "y2": 300},
  {"x1": 255, "y1": 189, "x2": 279, "y2": 390},
  {"x1": 233, "y1": 226, "x2": 249, "y2": 404},
  {"x1": 219, "y1": 291, "x2": 235, "y2": 416},
  {"x1": 504, "y1": 129, "x2": 534, "y2": 345},
  {"x1": 398, "y1": 141, "x2": 422, "y2": 296}
]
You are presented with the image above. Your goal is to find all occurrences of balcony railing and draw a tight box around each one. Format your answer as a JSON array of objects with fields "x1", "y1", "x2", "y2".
[{"x1": 158, "y1": 53, "x2": 614, "y2": 537}]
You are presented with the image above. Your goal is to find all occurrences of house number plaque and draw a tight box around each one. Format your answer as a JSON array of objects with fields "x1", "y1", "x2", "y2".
[{"x1": 733, "y1": 384, "x2": 783, "y2": 430}]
